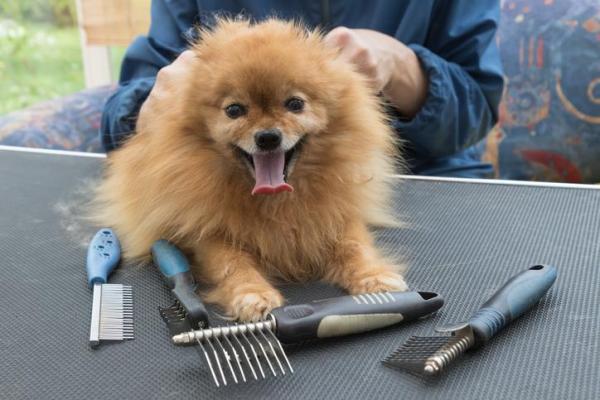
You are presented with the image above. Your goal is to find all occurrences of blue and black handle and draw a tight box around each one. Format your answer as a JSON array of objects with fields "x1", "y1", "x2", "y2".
[
  {"x1": 468, "y1": 264, "x2": 557, "y2": 344},
  {"x1": 151, "y1": 240, "x2": 209, "y2": 331},
  {"x1": 272, "y1": 291, "x2": 444, "y2": 344}
]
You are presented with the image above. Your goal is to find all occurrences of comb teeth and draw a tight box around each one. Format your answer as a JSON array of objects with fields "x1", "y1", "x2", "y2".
[
  {"x1": 173, "y1": 320, "x2": 293, "y2": 387},
  {"x1": 159, "y1": 300, "x2": 186, "y2": 321},
  {"x1": 91, "y1": 284, "x2": 134, "y2": 344},
  {"x1": 383, "y1": 334, "x2": 473, "y2": 375},
  {"x1": 159, "y1": 300, "x2": 193, "y2": 335}
]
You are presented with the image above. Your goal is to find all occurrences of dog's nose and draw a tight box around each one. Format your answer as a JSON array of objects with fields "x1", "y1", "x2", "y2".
[{"x1": 255, "y1": 129, "x2": 282, "y2": 151}]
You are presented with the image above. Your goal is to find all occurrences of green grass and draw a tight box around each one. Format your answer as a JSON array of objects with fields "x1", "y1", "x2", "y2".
[
  {"x1": 0, "y1": 20, "x2": 126, "y2": 115},
  {"x1": 0, "y1": 22, "x2": 84, "y2": 115}
]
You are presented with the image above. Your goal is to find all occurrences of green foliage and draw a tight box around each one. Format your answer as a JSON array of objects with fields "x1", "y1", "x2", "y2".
[
  {"x1": 0, "y1": 1, "x2": 127, "y2": 115},
  {"x1": 49, "y1": 0, "x2": 77, "y2": 27},
  {"x1": 0, "y1": 20, "x2": 84, "y2": 114},
  {"x1": 0, "y1": 0, "x2": 77, "y2": 27}
]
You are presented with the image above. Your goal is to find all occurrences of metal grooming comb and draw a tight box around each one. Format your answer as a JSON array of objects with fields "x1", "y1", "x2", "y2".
[
  {"x1": 86, "y1": 228, "x2": 134, "y2": 346},
  {"x1": 151, "y1": 240, "x2": 210, "y2": 335},
  {"x1": 172, "y1": 290, "x2": 444, "y2": 386},
  {"x1": 383, "y1": 265, "x2": 557, "y2": 376}
]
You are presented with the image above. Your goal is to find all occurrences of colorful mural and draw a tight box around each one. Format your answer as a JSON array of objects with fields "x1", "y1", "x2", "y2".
[{"x1": 486, "y1": 0, "x2": 600, "y2": 182}]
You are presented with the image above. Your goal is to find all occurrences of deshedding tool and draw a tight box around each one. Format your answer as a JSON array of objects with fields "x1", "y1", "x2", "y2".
[
  {"x1": 173, "y1": 291, "x2": 444, "y2": 386},
  {"x1": 152, "y1": 240, "x2": 210, "y2": 335},
  {"x1": 383, "y1": 265, "x2": 557, "y2": 376},
  {"x1": 86, "y1": 228, "x2": 133, "y2": 346}
]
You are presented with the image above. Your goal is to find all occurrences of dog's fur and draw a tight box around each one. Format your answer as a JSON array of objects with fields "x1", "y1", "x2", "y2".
[{"x1": 92, "y1": 18, "x2": 408, "y2": 321}]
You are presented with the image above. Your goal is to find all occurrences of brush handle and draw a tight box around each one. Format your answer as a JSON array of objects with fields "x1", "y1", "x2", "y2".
[
  {"x1": 86, "y1": 228, "x2": 121, "y2": 287},
  {"x1": 271, "y1": 291, "x2": 444, "y2": 344},
  {"x1": 151, "y1": 240, "x2": 209, "y2": 329},
  {"x1": 151, "y1": 240, "x2": 192, "y2": 282},
  {"x1": 469, "y1": 265, "x2": 557, "y2": 344}
]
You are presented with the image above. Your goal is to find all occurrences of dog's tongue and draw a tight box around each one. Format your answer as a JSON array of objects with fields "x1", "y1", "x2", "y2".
[{"x1": 251, "y1": 151, "x2": 293, "y2": 195}]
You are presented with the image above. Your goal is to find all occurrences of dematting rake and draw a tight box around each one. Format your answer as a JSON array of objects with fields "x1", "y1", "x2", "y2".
[{"x1": 172, "y1": 290, "x2": 444, "y2": 386}]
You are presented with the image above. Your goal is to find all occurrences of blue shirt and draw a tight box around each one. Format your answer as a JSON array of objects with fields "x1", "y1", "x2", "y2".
[{"x1": 101, "y1": 0, "x2": 504, "y2": 178}]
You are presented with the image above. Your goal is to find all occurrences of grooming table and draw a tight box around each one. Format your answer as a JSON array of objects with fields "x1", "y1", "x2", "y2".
[{"x1": 1, "y1": 146, "x2": 598, "y2": 400}]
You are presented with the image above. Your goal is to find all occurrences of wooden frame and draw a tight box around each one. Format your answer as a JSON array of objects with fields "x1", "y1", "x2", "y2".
[{"x1": 75, "y1": 0, "x2": 151, "y2": 87}]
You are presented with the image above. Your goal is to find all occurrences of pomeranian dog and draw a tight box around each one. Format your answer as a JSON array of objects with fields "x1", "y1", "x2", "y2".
[{"x1": 93, "y1": 18, "x2": 408, "y2": 321}]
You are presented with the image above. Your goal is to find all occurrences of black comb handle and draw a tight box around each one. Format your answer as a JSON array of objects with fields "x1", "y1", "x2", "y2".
[
  {"x1": 271, "y1": 291, "x2": 443, "y2": 344},
  {"x1": 152, "y1": 240, "x2": 210, "y2": 330}
]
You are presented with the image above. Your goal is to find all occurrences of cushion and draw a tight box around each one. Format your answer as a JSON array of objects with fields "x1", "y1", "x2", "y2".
[{"x1": 0, "y1": 85, "x2": 114, "y2": 152}]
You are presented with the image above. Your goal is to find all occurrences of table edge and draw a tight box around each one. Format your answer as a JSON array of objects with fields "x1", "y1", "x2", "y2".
[{"x1": 2, "y1": 145, "x2": 598, "y2": 190}]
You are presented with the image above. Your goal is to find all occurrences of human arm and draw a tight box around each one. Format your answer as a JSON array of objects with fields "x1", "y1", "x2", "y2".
[
  {"x1": 100, "y1": 0, "x2": 197, "y2": 151},
  {"x1": 324, "y1": 0, "x2": 504, "y2": 160}
]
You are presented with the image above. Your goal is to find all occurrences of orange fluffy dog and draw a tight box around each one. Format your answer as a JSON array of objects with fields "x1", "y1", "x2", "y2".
[{"x1": 93, "y1": 18, "x2": 408, "y2": 321}]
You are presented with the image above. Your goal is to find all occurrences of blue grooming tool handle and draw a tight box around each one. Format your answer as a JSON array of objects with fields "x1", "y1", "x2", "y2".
[
  {"x1": 469, "y1": 264, "x2": 557, "y2": 342},
  {"x1": 151, "y1": 239, "x2": 191, "y2": 278},
  {"x1": 86, "y1": 228, "x2": 121, "y2": 287}
]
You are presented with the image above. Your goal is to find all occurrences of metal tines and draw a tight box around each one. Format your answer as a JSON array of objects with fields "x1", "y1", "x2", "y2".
[
  {"x1": 160, "y1": 300, "x2": 186, "y2": 324},
  {"x1": 90, "y1": 283, "x2": 134, "y2": 346},
  {"x1": 159, "y1": 300, "x2": 192, "y2": 336},
  {"x1": 172, "y1": 318, "x2": 293, "y2": 387},
  {"x1": 382, "y1": 334, "x2": 474, "y2": 376}
]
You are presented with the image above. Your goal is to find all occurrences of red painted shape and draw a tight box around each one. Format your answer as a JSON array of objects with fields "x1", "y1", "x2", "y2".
[
  {"x1": 537, "y1": 37, "x2": 544, "y2": 68},
  {"x1": 528, "y1": 36, "x2": 534, "y2": 68},
  {"x1": 520, "y1": 149, "x2": 582, "y2": 182}
]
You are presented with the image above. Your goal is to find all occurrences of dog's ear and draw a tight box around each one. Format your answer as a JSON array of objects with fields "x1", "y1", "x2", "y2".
[
  {"x1": 184, "y1": 11, "x2": 240, "y2": 46},
  {"x1": 185, "y1": 21, "x2": 215, "y2": 49},
  {"x1": 186, "y1": 16, "x2": 252, "y2": 53},
  {"x1": 183, "y1": 25, "x2": 202, "y2": 46}
]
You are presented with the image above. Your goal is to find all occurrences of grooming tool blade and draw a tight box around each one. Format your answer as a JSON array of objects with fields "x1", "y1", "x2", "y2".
[
  {"x1": 86, "y1": 229, "x2": 134, "y2": 346},
  {"x1": 152, "y1": 240, "x2": 210, "y2": 335},
  {"x1": 90, "y1": 283, "x2": 134, "y2": 345},
  {"x1": 382, "y1": 265, "x2": 557, "y2": 376},
  {"x1": 176, "y1": 319, "x2": 293, "y2": 387},
  {"x1": 159, "y1": 300, "x2": 193, "y2": 336},
  {"x1": 382, "y1": 326, "x2": 474, "y2": 376},
  {"x1": 173, "y1": 290, "x2": 444, "y2": 386}
]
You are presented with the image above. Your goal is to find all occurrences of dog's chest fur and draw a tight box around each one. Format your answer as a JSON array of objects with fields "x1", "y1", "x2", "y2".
[{"x1": 218, "y1": 194, "x2": 351, "y2": 281}]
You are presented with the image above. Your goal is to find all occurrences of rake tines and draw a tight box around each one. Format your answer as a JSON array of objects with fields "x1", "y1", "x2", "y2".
[{"x1": 184, "y1": 321, "x2": 293, "y2": 387}]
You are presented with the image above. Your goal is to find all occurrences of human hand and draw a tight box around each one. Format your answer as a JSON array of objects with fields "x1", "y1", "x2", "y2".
[
  {"x1": 324, "y1": 27, "x2": 428, "y2": 118},
  {"x1": 137, "y1": 50, "x2": 198, "y2": 130}
]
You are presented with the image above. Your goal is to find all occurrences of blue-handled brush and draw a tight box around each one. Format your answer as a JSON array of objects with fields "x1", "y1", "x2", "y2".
[
  {"x1": 383, "y1": 265, "x2": 557, "y2": 375},
  {"x1": 87, "y1": 228, "x2": 133, "y2": 346},
  {"x1": 151, "y1": 240, "x2": 209, "y2": 336}
]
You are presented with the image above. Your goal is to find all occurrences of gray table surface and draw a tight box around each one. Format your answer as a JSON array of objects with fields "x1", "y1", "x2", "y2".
[{"x1": 1, "y1": 148, "x2": 599, "y2": 400}]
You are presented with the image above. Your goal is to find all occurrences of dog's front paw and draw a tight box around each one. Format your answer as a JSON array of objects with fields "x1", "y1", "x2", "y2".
[
  {"x1": 348, "y1": 269, "x2": 409, "y2": 294},
  {"x1": 229, "y1": 288, "x2": 285, "y2": 322}
]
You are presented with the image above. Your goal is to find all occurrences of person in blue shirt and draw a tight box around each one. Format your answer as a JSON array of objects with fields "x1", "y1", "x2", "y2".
[{"x1": 101, "y1": 0, "x2": 504, "y2": 178}]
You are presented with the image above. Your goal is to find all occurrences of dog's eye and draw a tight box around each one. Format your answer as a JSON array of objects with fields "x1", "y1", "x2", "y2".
[
  {"x1": 224, "y1": 103, "x2": 247, "y2": 119},
  {"x1": 284, "y1": 97, "x2": 304, "y2": 113}
]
